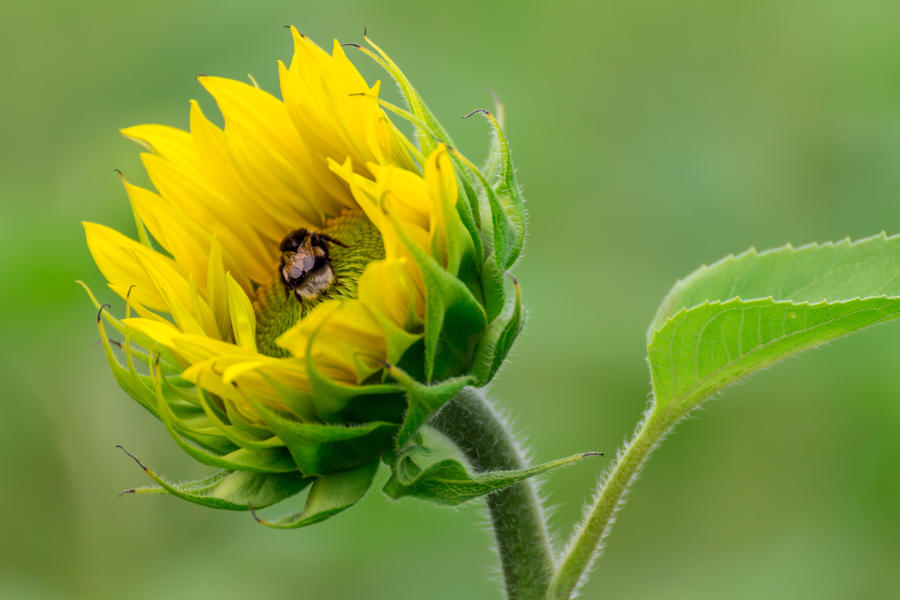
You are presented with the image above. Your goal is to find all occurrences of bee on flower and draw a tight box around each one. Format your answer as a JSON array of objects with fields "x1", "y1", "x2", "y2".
[{"x1": 82, "y1": 27, "x2": 531, "y2": 526}]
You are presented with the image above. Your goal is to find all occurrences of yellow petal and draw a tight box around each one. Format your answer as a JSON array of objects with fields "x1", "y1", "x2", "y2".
[
  {"x1": 277, "y1": 299, "x2": 386, "y2": 384},
  {"x1": 225, "y1": 272, "x2": 257, "y2": 351},
  {"x1": 358, "y1": 258, "x2": 424, "y2": 330},
  {"x1": 124, "y1": 107, "x2": 278, "y2": 284},
  {"x1": 198, "y1": 75, "x2": 346, "y2": 229},
  {"x1": 122, "y1": 317, "x2": 182, "y2": 350},
  {"x1": 280, "y1": 29, "x2": 415, "y2": 175},
  {"x1": 206, "y1": 238, "x2": 231, "y2": 339},
  {"x1": 124, "y1": 180, "x2": 213, "y2": 289},
  {"x1": 133, "y1": 247, "x2": 218, "y2": 338},
  {"x1": 424, "y1": 146, "x2": 460, "y2": 269},
  {"x1": 84, "y1": 222, "x2": 179, "y2": 313},
  {"x1": 357, "y1": 259, "x2": 424, "y2": 362},
  {"x1": 121, "y1": 123, "x2": 194, "y2": 169}
]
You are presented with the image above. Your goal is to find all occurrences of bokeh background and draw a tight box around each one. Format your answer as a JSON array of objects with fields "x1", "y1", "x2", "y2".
[{"x1": 2, "y1": 1, "x2": 899, "y2": 598}]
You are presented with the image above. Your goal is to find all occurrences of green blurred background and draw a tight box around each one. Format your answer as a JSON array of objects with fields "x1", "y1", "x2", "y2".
[{"x1": 2, "y1": 1, "x2": 899, "y2": 598}]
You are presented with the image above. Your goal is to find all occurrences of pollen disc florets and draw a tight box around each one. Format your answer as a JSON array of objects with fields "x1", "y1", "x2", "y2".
[{"x1": 255, "y1": 209, "x2": 384, "y2": 357}]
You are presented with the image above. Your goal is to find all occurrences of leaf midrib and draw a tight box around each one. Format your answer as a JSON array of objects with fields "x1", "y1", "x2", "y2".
[{"x1": 652, "y1": 297, "x2": 900, "y2": 412}]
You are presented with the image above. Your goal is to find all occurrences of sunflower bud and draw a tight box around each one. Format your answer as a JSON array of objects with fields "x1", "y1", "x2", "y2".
[{"x1": 83, "y1": 28, "x2": 531, "y2": 527}]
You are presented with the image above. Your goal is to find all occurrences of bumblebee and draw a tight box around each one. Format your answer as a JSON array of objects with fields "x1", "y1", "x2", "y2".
[{"x1": 278, "y1": 228, "x2": 350, "y2": 303}]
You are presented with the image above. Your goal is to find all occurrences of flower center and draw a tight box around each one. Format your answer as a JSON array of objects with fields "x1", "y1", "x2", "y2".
[{"x1": 253, "y1": 209, "x2": 385, "y2": 357}]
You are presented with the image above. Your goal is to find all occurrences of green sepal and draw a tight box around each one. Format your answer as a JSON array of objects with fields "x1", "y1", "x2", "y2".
[
  {"x1": 259, "y1": 372, "x2": 318, "y2": 423},
  {"x1": 251, "y1": 460, "x2": 379, "y2": 529},
  {"x1": 84, "y1": 283, "x2": 231, "y2": 454},
  {"x1": 365, "y1": 304, "x2": 424, "y2": 369},
  {"x1": 91, "y1": 301, "x2": 242, "y2": 457},
  {"x1": 477, "y1": 109, "x2": 525, "y2": 269},
  {"x1": 150, "y1": 363, "x2": 298, "y2": 473},
  {"x1": 488, "y1": 277, "x2": 524, "y2": 379},
  {"x1": 454, "y1": 161, "x2": 484, "y2": 257},
  {"x1": 452, "y1": 150, "x2": 517, "y2": 275},
  {"x1": 482, "y1": 93, "x2": 507, "y2": 184},
  {"x1": 88, "y1": 301, "x2": 171, "y2": 422},
  {"x1": 453, "y1": 240, "x2": 486, "y2": 318},
  {"x1": 390, "y1": 212, "x2": 487, "y2": 382},
  {"x1": 306, "y1": 345, "x2": 407, "y2": 425},
  {"x1": 458, "y1": 111, "x2": 525, "y2": 270},
  {"x1": 383, "y1": 451, "x2": 601, "y2": 506},
  {"x1": 152, "y1": 370, "x2": 233, "y2": 448},
  {"x1": 196, "y1": 390, "x2": 286, "y2": 451},
  {"x1": 90, "y1": 293, "x2": 294, "y2": 472},
  {"x1": 242, "y1": 391, "x2": 398, "y2": 477},
  {"x1": 360, "y1": 34, "x2": 455, "y2": 155},
  {"x1": 94, "y1": 312, "x2": 161, "y2": 420},
  {"x1": 147, "y1": 361, "x2": 261, "y2": 457},
  {"x1": 78, "y1": 280, "x2": 180, "y2": 369},
  {"x1": 388, "y1": 364, "x2": 474, "y2": 450},
  {"x1": 471, "y1": 276, "x2": 524, "y2": 385},
  {"x1": 118, "y1": 447, "x2": 311, "y2": 511},
  {"x1": 219, "y1": 396, "x2": 278, "y2": 439},
  {"x1": 479, "y1": 252, "x2": 507, "y2": 324}
]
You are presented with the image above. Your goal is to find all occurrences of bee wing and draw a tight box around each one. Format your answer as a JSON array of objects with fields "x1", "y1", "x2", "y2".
[{"x1": 290, "y1": 253, "x2": 316, "y2": 278}]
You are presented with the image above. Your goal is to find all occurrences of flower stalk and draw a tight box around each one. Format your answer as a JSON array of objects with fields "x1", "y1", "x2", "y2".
[{"x1": 430, "y1": 387, "x2": 555, "y2": 600}]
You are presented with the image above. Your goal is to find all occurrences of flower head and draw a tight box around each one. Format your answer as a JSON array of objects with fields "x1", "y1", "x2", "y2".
[{"x1": 83, "y1": 28, "x2": 527, "y2": 526}]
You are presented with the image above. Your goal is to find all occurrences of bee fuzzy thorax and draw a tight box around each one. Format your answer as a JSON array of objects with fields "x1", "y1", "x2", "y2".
[
  {"x1": 279, "y1": 228, "x2": 348, "y2": 301},
  {"x1": 254, "y1": 210, "x2": 385, "y2": 358}
]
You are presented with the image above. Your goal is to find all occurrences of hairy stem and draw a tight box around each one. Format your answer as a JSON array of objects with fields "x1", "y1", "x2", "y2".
[
  {"x1": 549, "y1": 409, "x2": 674, "y2": 599},
  {"x1": 430, "y1": 387, "x2": 555, "y2": 600}
]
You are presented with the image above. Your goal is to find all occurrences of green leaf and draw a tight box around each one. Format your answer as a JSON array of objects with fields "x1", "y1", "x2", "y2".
[
  {"x1": 648, "y1": 233, "x2": 900, "y2": 416},
  {"x1": 251, "y1": 460, "x2": 380, "y2": 529},
  {"x1": 118, "y1": 446, "x2": 311, "y2": 511},
  {"x1": 383, "y1": 452, "x2": 601, "y2": 506}
]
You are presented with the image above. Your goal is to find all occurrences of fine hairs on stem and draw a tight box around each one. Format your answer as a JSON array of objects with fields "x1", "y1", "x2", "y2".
[
  {"x1": 550, "y1": 401, "x2": 689, "y2": 599},
  {"x1": 430, "y1": 387, "x2": 556, "y2": 600}
]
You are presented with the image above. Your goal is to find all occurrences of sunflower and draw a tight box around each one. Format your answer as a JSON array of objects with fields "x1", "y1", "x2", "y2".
[{"x1": 82, "y1": 28, "x2": 527, "y2": 526}]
